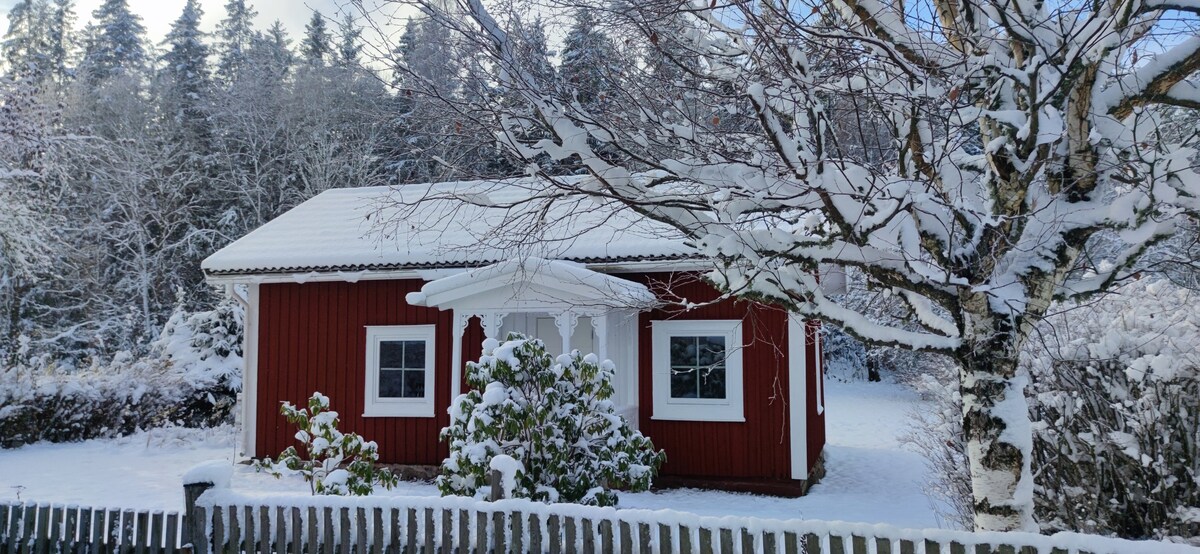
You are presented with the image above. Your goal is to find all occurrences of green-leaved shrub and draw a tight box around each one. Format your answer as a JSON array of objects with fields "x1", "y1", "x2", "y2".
[
  {"x1": 255, "y1": 392, "x2": 398, "y2": 496},
  {"x1": 438, "y1": 334, "x2": 664, "y2": 506}
]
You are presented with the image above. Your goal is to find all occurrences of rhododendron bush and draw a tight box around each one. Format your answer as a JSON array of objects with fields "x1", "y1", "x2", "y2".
[{"x1": 438, "y1": 334, "x2": 664, "y2": 506}]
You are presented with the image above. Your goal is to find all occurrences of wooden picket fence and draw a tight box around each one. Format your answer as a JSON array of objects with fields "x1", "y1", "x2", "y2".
[
  {"x1": 6, "y1": 493, "x2": 1191, "y2": 553},
  {"x1": 187, "y1": 495, "x2": 1196, "y2": 554},
  {"x1": 0, "y1": 502, "x2": 184, "y2": 553}
]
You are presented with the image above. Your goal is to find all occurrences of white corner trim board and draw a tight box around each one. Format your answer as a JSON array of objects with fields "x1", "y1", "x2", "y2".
[
  {"x1": 363, "y1": 325, "x2": 437, "y2": 418},
  {"x1": 239, "y1": 284, "x2": 260, "y2": 458},
  {"x1": 787, "y1": 314, "x2": 809, "y2": 480},
  {"x1": 650, "y1": 319, "x2": 745, "y2": 423}
]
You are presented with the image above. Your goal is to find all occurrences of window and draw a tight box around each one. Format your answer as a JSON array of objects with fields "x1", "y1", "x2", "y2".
[
  {"x1": 668, "y1": 336, "x2": 727, "y2": 399},
  {"x1": 651, "y1": 320, "x2": 744, "y2": 422},
  {"x1": 364, "y1": 325, "x2": 436, "y2": 417}
]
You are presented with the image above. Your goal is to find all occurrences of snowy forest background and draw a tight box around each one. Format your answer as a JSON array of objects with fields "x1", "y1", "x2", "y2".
[{"x1": 1, "y1": 0, "x2": 1199, "y2": 543}]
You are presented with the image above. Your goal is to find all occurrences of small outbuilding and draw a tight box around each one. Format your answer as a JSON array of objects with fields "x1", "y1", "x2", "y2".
[{"x1": 202, "y1": 178, "x2": 827, "y2": 496}]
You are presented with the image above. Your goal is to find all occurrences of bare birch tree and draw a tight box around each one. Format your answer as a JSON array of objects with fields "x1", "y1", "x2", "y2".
[{"x1": 361, "y1": 0, "x2": 1200, "y2": 532}]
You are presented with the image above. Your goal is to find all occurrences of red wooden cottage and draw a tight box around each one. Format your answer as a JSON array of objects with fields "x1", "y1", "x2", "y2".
[{"x1": 202, "y1": 178, "x2": 827, "y2": 496}]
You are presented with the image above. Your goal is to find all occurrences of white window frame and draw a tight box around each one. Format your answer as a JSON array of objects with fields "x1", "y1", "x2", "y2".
[
  {"x1": 364, "y1": 325, "x2": 436, "y2": 418},
  {"x1": 651, "y1": 319, "x2": 745, "y2": 422}
]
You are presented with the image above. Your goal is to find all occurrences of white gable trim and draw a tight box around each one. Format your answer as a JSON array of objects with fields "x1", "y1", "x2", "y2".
[
  {"x1": 788, "y1": 314, "x2": 809, "y2": 480},
  {"x1": 406, "y1": 258, "x2": 656, "y2": 311}
]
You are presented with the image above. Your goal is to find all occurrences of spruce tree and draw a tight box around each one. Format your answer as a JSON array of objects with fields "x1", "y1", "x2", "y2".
[
  {"x1": 336, "y1": 13, "x2": 361, "y2": 69},
  {"x1": 247, "y1": 21, "x2": 293, "y2": 84},
  {"x1": 3, "y1": 0, "x2": 53, "y2": 80},
  {"x1": 559, "y1": 8, "x2": 618, "y2": 112},
  {"x1": 514, "y1": 16, "x2": 555, "y2": 91},
  {"x1": 387, "y1": 15, "x2": 459, "y2": 182},
  {"x1": 81, "y1": 0, "x2": 146, "y2": 82},
  {"x1": 46, "y1": 0, "x2": 77, "y2": 84},
  {"x1": 215, "y1": 0, "x2": 257, "y2": 84},
  {"x1": 160, "y1": 0, "x2": 210, "y2": 135},
  {"x1": 301, "y1": 11, "x2": 332, "y2": 66}
]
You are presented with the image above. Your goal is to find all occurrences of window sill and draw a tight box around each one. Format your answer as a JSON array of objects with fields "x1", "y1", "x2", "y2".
[
  {"x1": 362, "y1": 407, "x2": 436, "y2": 418},
  {"x1": 650, "y1": 414, "x2": 746, "y2": 423}
]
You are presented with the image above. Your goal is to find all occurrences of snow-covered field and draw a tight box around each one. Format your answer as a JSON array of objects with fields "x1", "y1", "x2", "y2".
[{"x1": 0, "y1": 380, "x2": 947, "y2": 529}]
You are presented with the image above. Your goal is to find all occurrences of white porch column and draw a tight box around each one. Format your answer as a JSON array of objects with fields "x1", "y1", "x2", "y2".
[
  {"x1": 553, "y1": 311, "x2": 579, "y2": 357},
  {"x1": 591, "y1": 313, "x2": 609, "y2": 363},
  {"x1": 450, "y1": 312, "x2": 470, "y2": 400},
  {"x1": 480, "y1": 312, "x2": 506, "y2": 339}
]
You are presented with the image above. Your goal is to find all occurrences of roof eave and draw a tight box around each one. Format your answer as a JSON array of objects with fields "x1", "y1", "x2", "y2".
[{"x1": 203, "y1": 255, "x2": 713, "y2": 285}]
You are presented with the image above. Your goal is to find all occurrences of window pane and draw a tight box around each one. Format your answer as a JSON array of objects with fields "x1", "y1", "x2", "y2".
[
  {"x1": 697, "y1": 336, "x2": 726, "y2": 367},
  {"x1": 379, "y1": 341, "x2": 405, "y2": 369},
  {"x1": 670, "y1": 367, "x2": 698, "y2": 398},
  {"x1": 379, "y1": 369, "x2": 405, "y2": 398},
  {"x1": 403, "y1": 370, "x2": 426, "y2": 398},
  {"x1": 402, "y1": 341, "x2": 425, "y2": 369},
  {"x1": 669, "y1": 336, "x2": 698, "y2": 367},
  {"x1": 699, "y1": 366, "x2": 726, "y2": 399}
]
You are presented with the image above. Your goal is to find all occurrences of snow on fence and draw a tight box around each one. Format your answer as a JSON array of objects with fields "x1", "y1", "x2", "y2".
[
  {"x1": 186, "y1": 485, "x2": 1198, "y2": 554},
  {"x1": 0, "y1": 502, "x2": 184, "y2": 553}
]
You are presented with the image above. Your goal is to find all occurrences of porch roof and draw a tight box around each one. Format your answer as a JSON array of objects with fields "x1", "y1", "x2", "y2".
[{"x1": 405, "y1": 257, "x2": 657, "y2": 313}]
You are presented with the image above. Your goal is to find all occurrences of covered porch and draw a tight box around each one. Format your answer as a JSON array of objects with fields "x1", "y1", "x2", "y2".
[{"x1": 405, "y1": 258, "x2": 657, "y2": 423}]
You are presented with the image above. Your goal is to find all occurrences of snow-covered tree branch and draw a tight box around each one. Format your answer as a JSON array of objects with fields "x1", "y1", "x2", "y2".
[{"x1": 366, "y1": 0, "x2": 1200, "y2": 531}]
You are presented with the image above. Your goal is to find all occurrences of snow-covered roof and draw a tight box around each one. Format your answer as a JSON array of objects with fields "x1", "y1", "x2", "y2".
[
  {"x1": 406, "y1": 258, "x2": 657, "y2": 311},
  {"x1": 202, "y1": 178, "x2": 696, "y2": 278}
]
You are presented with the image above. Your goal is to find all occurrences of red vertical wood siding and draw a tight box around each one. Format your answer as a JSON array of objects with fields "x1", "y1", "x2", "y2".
[
  {"x1": 627, "y1": 272, "x2": 798, "y2": 481},
  {"x1": 254, "y1": 273, "x2": 825, "y2": 481},
  {"x1": 255, "y1": 280, "x2": 452, "y2": 465}
]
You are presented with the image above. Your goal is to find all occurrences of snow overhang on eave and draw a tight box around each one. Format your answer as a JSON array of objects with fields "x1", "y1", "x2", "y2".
[{"x1": 202, "y1": 255, "x2": 712, "y2": 285}]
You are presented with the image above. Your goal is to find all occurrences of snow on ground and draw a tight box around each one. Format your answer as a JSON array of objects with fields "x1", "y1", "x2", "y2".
[
  {"x1": 0, "y1": 381, "x2": 947, "y2": 528},
  {"x1": 619, "y1": 380, "x2": 949, "y2": 529}
]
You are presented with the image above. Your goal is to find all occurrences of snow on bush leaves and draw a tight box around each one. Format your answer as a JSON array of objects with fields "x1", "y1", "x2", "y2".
[
  {"x1": 254, "y1": 392, "x2": 398, "y2": 496},
  {"x1": 1028, "y1": 278, "x2": 1200, "y2": 542},
  {"x1": 438, "y1": 334, "x2": 664, "y2": 507},
  {"x1": 909, "y1": 278, "x2": 1200, "y2": 539},
  {"x1": 153, "y1": 299, "x2": 244, "y2": 393}
]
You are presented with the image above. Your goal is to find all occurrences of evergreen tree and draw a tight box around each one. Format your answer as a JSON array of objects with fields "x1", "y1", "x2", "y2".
[
  {"x1": 247, "y1": 21, "x2": 293, "y2": 84},
  {"x1": 559, "y1": 9, "x2": 619, "y2": 112},
  {"x1": 301, "y1": 11, "x2": 332, "y2": 66},
  {"x1": 387, "y1": 15, "x2": 460, "y2": 182},
  {"x1": 215, "y1": 0, "x2": 257, "y2": 84},
  {"x1": 2, "y1": 0, "x2": 53, "y2": 80},
  {"x1": 512, "y1": 16, "x2": 555, "y2": 91},
  {"x1": 46, "y1": 0, "x2": 77, "y2": 83},
  {"x1": 81, "y1": 0, "x2": 146, "y2": 82},
  {"x1": 336, "y1": 13, "x2": 361, "y2": 69},
  {"x1": 160, "y1": 0, "x2": 210, "y2": 137}
]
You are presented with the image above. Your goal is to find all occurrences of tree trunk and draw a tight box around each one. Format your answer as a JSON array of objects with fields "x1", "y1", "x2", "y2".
[{"x1": 958, "y1": 303, "x2": 1037, "y2": 532}]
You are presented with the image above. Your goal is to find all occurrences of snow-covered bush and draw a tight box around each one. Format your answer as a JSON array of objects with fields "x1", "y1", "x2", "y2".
[
  {"x1": 907, "y1": 278, "x2": 1200, "y2": 539},
  {"x1": 154, "y1": 299, "x2": 243, "y2": 393},
  {"x1": 821, "y1": 326, "x2": 869, "y2": 382},
  {"x1": 438, "y1": 334, "x2": 665, "y2": 507},
  {"x1": 255, "y1": 392, "x2": 398, "y2": 496},
  {"x1": 903, "y1": 359, "x2": 974, "y2": 530},
  {"x1": 0, "y1": 301, "x2": 243, "y2": 448},
  {"x1": 0, "y1": 356, "x2": 224, "y2": 447},
  {"x1": 1028, "y1": 279, "x2": 1200, "y2": 541},
  {"x1": 152, "y1": 300, "x2": 244, "y2": 422}
]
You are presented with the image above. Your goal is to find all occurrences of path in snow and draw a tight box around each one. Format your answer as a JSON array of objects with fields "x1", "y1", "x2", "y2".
[{"x1": 0, "y1": 380, "x2": 950, "y2": 528}]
